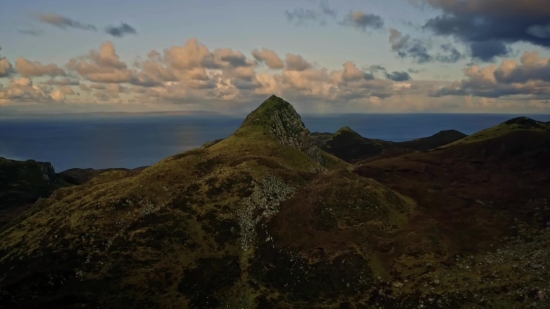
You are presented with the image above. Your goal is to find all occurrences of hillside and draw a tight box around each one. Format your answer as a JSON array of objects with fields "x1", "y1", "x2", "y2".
[
  {"x1": 317, "y1": 127, "x2": 466, "y2": 163},
  {"x1": 399, "y1": 129, "x2": 466, "y2": 151},
  {"x1": 58, "y1": 167, "x2": 147, "y2": 185},
  {"x1": 0, "y1": 95, "x2": 421, "y2": 309},
  {"x1": 442, "y1": 116, "x2": 550, "y2": 148},
  {"x1": 320, "y1": 127, "x2": 390, "y2": 162},
  {"x1": 354, "y1": 129, "x2": 550, "y2": 307}
]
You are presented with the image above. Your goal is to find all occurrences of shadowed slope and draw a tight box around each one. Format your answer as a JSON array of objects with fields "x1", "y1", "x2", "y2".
[
  {"x1": 354, "y1": 129, "x2": 550, "y2": 307},
  {"x1": 443, "y1": 116, "x2": 550, "y2": 148},
  {"x1": 0, "y1": 157, "x2": 69, "y2": 227},
  {"x1": 320, "y1": 127, "x2": 390, "y2": 162},
  {"x1": 318, "y1": 127, "x2": 466, "y2": 163}
]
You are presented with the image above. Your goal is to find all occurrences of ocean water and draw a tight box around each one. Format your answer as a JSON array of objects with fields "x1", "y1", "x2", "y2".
[{"x1": 1, "y1": 113, "x2": 550, "y2": 172}]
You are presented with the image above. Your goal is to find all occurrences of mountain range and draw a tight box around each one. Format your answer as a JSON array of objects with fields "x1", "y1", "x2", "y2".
[{"x1": 0, "y1": 95, "x2": 549, "y2": 309}]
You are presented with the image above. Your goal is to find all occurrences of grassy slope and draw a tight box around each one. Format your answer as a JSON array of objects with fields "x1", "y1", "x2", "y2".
[
  {"x1": 57, "y1": 167, "x2": 147, "y2": 185},
  {"x1": 443, "y1": 117, "x2": 550, "y2": 148}
]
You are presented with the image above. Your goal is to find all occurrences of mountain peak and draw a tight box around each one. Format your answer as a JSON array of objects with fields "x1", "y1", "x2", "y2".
[
  {"x1": 503, "y1": 116, "x2": 543, "y2": 128},
  {"x1": 240, "y1": 95, "x2": 294, "y2": 128},
  {"x1": 334, "y1": 126, "x2": 361, "y2": 137},
  {"x1": 238, "y1": 95, "x2": 324, "y2": 165}
]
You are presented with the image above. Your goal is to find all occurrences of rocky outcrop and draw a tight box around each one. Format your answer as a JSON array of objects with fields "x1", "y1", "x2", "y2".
[
  {"x1": 241, "y1": 95, "x2": 324, "y2": 165},
  {"x1": 236, "y1": 176, "x2": 294, "y2": 251},
  {"x1": 269, "y1": 107, "x2": 324, "y2": 165},
  {"x1": 39, "y1": 162, "x2": 56, "y2": 182}
]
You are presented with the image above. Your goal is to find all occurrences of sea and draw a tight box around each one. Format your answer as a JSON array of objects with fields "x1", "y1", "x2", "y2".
[{"x1": 1, "y1": 113, "x2": 550, "y2": 172}]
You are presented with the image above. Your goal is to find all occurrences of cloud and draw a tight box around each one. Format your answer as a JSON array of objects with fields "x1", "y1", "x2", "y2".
[
  {"x1": 5, "y1": 37, "x2": 546, "y2": 113},
  {"x1": 42, "y1": 78, "x2": 80, "y2": 86},
  {"x1": 105, "y1": 23, "x2": 137, "y2": 37},
  {"x1": 79, "y1": 84, "x2": 90, "y2": 92},
  {"x1": 66, "y1": 41, "x2": 137, "y2": 84},
  {"x1": 0, "y1": 57, "x2": 14, "y2": 78},
  {"x1": 251, "y1": 48, "x2": 284, "y2": 69},
  {"x1": 493, "y1": 51, "x2": 550, "y2": 83},
  {"x1": 285, "y1": 0, "x2": 337, "y2": 26},
  {"x1": 364, "y1": 65, "x2": 412, "y2": 81},
  {"x1": 432, "y1": 51, "x2": 550, "y2": 99},
  {"x1": 36, "y1": 14, "x2": 137, "y2": 39},
  {"x1": 389, "y1": 29, "x2": 432, "y2": 63},
  {"x1": 389, "y1": 28, "x2": 463, "y2": 63},
  {"x1": 340, "y1": 10, "x2": 384, "y2": 31},
  {"x1": 319, "y1": 0, "x2": 337, "y2": 18},
  {"x1": 385, "y1": 71, "x2": 412, "y2": 81},
  {"x1": 49, "y1": 90, "x2": 65, "y2": 101},
  {"x1": 340, "y1": 61, "x2": 375, "y2": 82},
  {"x1": 37, "y1": 14, "x2": 97, "y2": 31},
  {"x1": 15, "y1": 57, "x2": 66, "y2": 77},
  {"x1": 18, "y1": 29, "x2": 44, "y2": 36},
  {"x1": 367, "y1": 65, "x2": 387, "y2": 73},
  {"x1": 469, "y1": 40, "x2": 512, "y2": 62},
  {"x1": 419, "y1": 0, "x2": 550, "y2": 61},
  {"x1": 389, "y1": 29, "x2": 408, "y2": 51},
  {"x1": 408, "y1": 68, "x2": 423, "y2": 74},
  {"x1": 213, "y1": 48, "x2": 254, "y2": 68},
  {"x1": 436, "y1": 43, "x2": 463, "y2": 63},
  {"x1": 0, "y1": 78, "x2": 49, "y2": 103},
  {"x1": 285, "y1": 54, "x2": 313, "y2": 71}
]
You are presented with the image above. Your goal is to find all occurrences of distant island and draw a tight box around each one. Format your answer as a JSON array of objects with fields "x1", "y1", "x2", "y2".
[{"x1": 1, "y1": 95, "x2": 549, "y2": 308}]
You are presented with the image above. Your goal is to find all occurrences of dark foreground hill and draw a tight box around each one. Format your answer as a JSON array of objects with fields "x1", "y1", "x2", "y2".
[
  {"x1": 0, "y1": 96, "x2": 549, "y2": 308},
  {"x1": 354, "y1": 127, "x2": 550, "y2": 308},
  {"x1": 0, "y1": 158, "x2": 66, "y2": 227},
  {"x1": 317, "y1": 127, "x2": 466, "y2": 163},
  {"x1": 0, "y1": 160, "x2": 145, "y2": 228}
]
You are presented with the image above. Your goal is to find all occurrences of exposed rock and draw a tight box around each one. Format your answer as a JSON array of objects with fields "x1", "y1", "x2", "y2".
[
  {"x1": 39, "y1": 162, "x2": 56, "y2": 182},
  {"x1": 392, "y1": 281, "x2": 403, "y2": 288},
  {"x1": 240, "y1": 95, "x2": 324, "y2": 165},
  {"x1": 236, "y1": 176, "x2": 294, "y2": 251}
]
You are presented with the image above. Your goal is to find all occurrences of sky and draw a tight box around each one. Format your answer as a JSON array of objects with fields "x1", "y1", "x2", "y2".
[{"x1": 1, "y1": 0, "x2": 550, "y2": 115}]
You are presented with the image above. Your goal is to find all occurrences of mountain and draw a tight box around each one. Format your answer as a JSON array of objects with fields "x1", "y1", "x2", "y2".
[
  {"x1": 1, "y1": 97, "x2": 549, "y2": 308},
  {"x1": 442, "y1": 116, "x2": 550, "y2": 148},
  {"x1": 0, "y1": 157, "x2": 67, "y2": 227},
  {"x1": 320, "y1": 127, "x2": 390, "y2": 162},
  {"x1": 317, "y1": 127, "x2": 466, "y2": 163},
  {"x1": 399, "y1": 129, "x2": 466, "y2": 151},
  {"x1": 0, "y1": 95, "x2": 419, "y2": 309}
]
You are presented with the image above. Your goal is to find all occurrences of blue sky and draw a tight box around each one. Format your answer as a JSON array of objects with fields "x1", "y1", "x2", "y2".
[{"x1": 1, "y1": 0, "x2": 550, "y2": 114}]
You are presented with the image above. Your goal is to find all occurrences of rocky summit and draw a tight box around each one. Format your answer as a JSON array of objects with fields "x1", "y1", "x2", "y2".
[
  {"x1": 239, "y1": 95, "x2": 324, "y2": 166},
  {"x1": 0, "y1": 95, "x2": 549, "y2": 309}
]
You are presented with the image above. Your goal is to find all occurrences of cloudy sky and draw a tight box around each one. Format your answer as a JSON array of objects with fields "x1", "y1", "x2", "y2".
[{"x1": 1, "y1": 0, "x2": 550, "y2": 115}]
